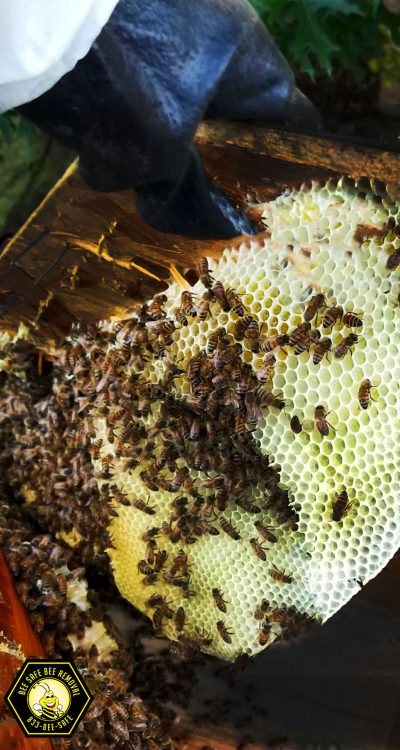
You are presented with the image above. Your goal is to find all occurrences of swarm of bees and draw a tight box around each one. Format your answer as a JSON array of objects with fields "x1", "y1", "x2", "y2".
[
  {"x1": 1, "y1": 178, "x2": 398, "y2": 665},
  {"x1": 37, "y1": 258, "x2": 382, "y2": 654},
  {"x1": 0, "y1": 491, "x2": 176, "y2": 750}
]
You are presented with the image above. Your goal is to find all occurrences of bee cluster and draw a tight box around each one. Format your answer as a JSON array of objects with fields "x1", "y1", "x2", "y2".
[
  {"x1": 0, "y1": 177, "x2": 399, "y2": 665},
  {"x1": 0, "y1": 496, "x2": 179, "y2": 750},
  {"x1": 253, "y1": 599, "x2": 317, "y2": 646},
  {"x1": 0, "y1": 342, "x2": 190, "y2": 750},
  {"x1": 59, "y1": 272, "x2": 308, "y2": 656}
]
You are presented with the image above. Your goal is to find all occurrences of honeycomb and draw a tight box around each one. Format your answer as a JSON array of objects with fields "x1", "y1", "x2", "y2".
[{"x1": 70, "y1": 179, "x2": 400, "y2": 660}]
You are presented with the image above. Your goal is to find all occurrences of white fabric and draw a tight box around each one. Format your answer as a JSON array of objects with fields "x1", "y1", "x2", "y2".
[{"x1": 0, "y1": 0, "x2": 120, "y2": 114}]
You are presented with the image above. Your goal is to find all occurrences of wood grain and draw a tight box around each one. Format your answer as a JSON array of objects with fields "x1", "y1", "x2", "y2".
[{"x1": 0, "y1": 549, "x2": 53, "y2": 750}]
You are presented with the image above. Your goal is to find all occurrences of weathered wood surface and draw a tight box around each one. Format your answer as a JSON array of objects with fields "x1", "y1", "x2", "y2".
[
  {"x1": 1, "y1": 121, "x2": 400, "y2": 346},
  {"x1": 196, "y1": 120, "x2": 400, "y2": 191},
  {"x1": 0, "y1": 549, "x2": 53, "y2": 750}
]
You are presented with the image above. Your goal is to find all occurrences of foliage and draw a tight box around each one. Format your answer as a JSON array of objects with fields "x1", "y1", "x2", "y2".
[
  {"x1": 250, "y1": 0, "x2": 400, "y2": 79},
  {"x1": 370, "y1": 23, "x2": 400, "y2": 87},
  {"x1": 0, "y1": 111, "x2": 34, "y2": 163}
]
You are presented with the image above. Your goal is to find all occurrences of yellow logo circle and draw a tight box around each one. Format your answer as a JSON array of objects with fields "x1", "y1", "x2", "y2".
[{"x1": 27, "y1": 679, "x2": 71, "y2": 720}]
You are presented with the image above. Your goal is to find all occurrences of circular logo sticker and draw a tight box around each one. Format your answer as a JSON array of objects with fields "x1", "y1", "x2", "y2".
[{"x1": 28, "y1": 678, "x2": 71, "y2": 720}]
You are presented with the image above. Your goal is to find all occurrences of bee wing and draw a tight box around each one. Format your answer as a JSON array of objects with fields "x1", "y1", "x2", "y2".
[{"x1": 33, "y1": 703, "x2": 42, "y2": 712}]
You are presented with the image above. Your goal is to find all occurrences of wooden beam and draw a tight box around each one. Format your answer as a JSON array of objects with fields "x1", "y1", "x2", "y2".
[
  {"x1": 0, "y1": 550, "x2": 53, "y2": 750},
  {"x1": 197, "y1": 121, "x2": 400, "y2": 191}
]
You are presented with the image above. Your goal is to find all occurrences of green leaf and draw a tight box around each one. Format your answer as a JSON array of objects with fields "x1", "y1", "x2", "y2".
[{"x1": 250, "y1": 0, "x2": 385, "y2": 78}]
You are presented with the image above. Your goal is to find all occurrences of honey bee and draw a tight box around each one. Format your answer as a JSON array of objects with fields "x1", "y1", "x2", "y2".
[
  {"x1": 181, "y1": 291, "x2": 197, "y2": 317},
  {"x1": 152, "y1": 607, "x2": 167, "y2": 632},
  {"x1": 91, "y1": 439, "x2": 103, "y2": 459},
  {"x1": 171, "y1": 496, "x2": 188, "y2": 517},
  {"x1": 334, "y1": 333, "x2": 359, "y2": 359},
  {"x1": 207, "y1": 327, "x2": 226, "y2": 354},
  {"x1": 342, "y1": 312, "x2": 363, "y2": 328},
  {"x1": 332, "y1": 490, "x2": 353, "y2": 521},
  {"x1": 276, "y1": 508, "x2": 299, "y2": 531},
  {"x1": 173, "y1": 631, "x2": 212, "y2": 659},
  {"x1": 250, "y1": 537, "x2": 268, "y2": 561},
  {"x1": 131, "y1": 322, "x2": 151, "y2": 347},
  {"x1": 269, "y1": 606, "x2": 288, "y2": 623},
  {"x1": 199, "y1": 520, "x2": 220, "y2": 536},
  {"x1": 246, "y1": 320, "x2": 261, "y2": 352},
  {"x1": 216, "y1": 487, "x2": 228, "y2": 512},
  {"x1": 173, "y1": 548, "x2": 190, "y2": 573},
  {"x1": 152, "y1": 340, "x2": 167, "y2": 359},
  {"x1": 234, "y1": 413, "x2": 248, "y2": 437},
  {"x1": 196, "y1": 257, "x2": 214, "y2": 288},
  {"x1": 187, "y1": 353, "x2": 204, "y2": 389},
  {"x1": 254, "y1": 598, "x2": 270, "y2": 620},
  {"x1": 290, "y1": 415, "x2": 303, "y2": 434},
  {"x1": 56, "y1": 574, "x2": 67, "y2": 595},
  {"x1": 386, "y1": 247, "x2": 400, "y2": 271},
  {"x1": 233, "y1": 316, "x2": 253, "y2": 341},
  {"x1": 254, "y1": 521, "x2": 277, "y2": 544},
  {"x1": 289, "y1": 322, "x2": 318, "y2": 354},
  {"x1": 212, "y1": 587, "x2": 228, "y2": 613},
  {"x1": 162, "y1": 522, "x2": 181, "y2": 544},
  {"x1": 226, "y1": 287, "x2": 245, "y2": 317},
  {"x1": 174, "y1": 606, "x2": 186, "y2": 632},
  {"x1": 216, "y1": 620, "x2": 233, "y2": 643},
  {"x1": 236, "y1": 497, "x2": 261, "y2": 514},
  {"x1": 146, "y1": 593, "x2": 165, "y2": 608},
  {"x1": 198, "y1": 292, "x2": 213, "y2": 320},
  {"x1": 154, "y1": 549, "x2": 168, "y2": 572},
  {"x1": 212, "y1": 372, "x2": 229, "y2": 391},
  {"x1": 172, "y1": 467, "x2": 192, "y2": 492},
  {"x1": 304, "y1": 293, "x2": 325, "y2": 322},
  {"x1": 260, "y1": 332, "x2": 289, "y2": 353},
  {"x1": 145, "y1": 540, "x2": 157, "y2": 565},
  {"x1": 269, "y1": 565, "x2": 293, "y2": 584},
  {"x1": 253, "y1": 387, "x2": 285, "y2": 411},
  {"x1": 220, "y1": 517, "x2": 241, "y2": 540},
  {"x1": 203, "y1": 497, "x2": 216, "y2": 519},
  {"x1": 147, "y1": 296, "x2": 167, "y2": 320},
  {"x1": 312, "y1": 336, "x2": 332, "y2": 365},
  {"x1": 134, "y1": 498, "x2": 156, "y2": 515},
  {"x1": 101, "y1": 454, "x2": 114, "y2": 469},
  {"x1": 152, "y1": 319, "x2": 176, "y2": 339},
  {"x1": 228, "y1": 342, "x2": 244, "y2": 363},
  {"x1": 212, "y1": 281, "x2": 230, "y2": 312},
  {"x1": 142, "y1": 526, "x2": 160, "y2": 542},
  {"x1": 114, "y1": 439, "x2": 128, "y2": 459},
  {"x1": 314, "y1": 405, "x2": 334, "y2": 436},
  {"x1": 257, "y1": 352, "x2": 276, "y2": 383},
  {"x1": 358, "y1": 378, "x2": 377, "y2": 409},
  {"x1": 189, "y1": 416, "x2": 202, "y2": 441},
  {"x1": 322, "y1": 305, "x2": 343, "y2": 329},
  {"x1": 259, "y1": 622, "x2": 272, "y2": 646},
  {"x1": 174, "y1": 307, "x2": 188, "y2": 326},
  {"x1": 138, "y1": 560, "x2": 154, "y2": 576},
  {"x1": 163, "y1": 571, "x2": 190, "y2": 592}
]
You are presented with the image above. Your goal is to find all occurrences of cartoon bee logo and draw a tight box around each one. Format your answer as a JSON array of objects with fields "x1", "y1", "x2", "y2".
[
  {"x1": 6, "y1": 659, "x2": 93, "y2": 737},
  {"x1": 31, "y1": 681, "x2": 67, "y2": 719}
]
